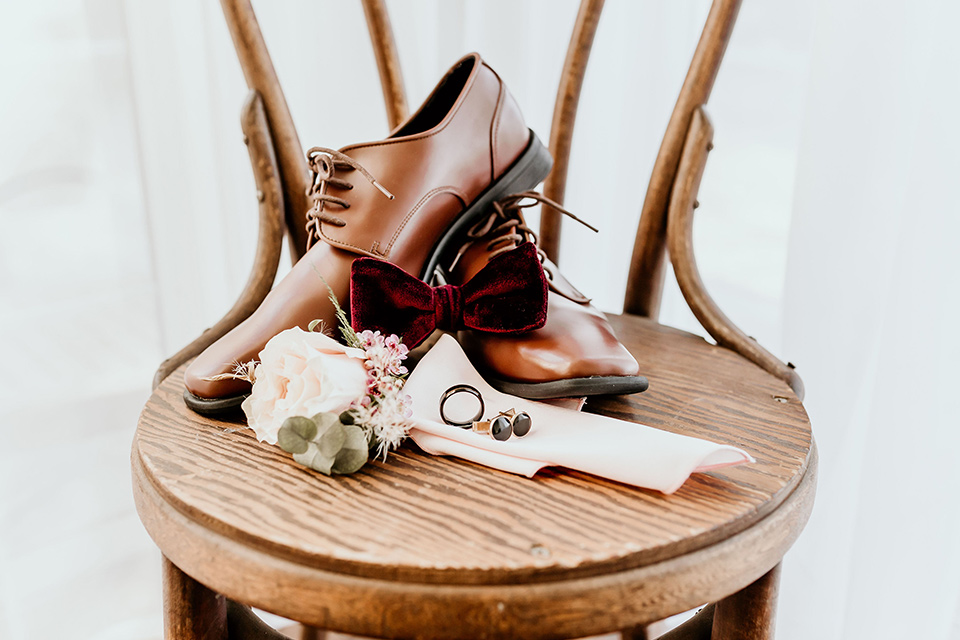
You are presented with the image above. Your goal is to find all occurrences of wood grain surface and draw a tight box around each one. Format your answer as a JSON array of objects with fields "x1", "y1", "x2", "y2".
[
  {"x1": 134, "y1": 449, "x2": 814, "y2": 637},
  {"x1": 134, "y1": 316, "x2": 811, "y2": 589}
]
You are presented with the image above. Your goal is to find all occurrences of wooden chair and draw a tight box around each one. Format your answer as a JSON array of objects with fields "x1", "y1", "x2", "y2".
[{"x1": 133, "y1": 1, "x2": 815, "y2": 638}]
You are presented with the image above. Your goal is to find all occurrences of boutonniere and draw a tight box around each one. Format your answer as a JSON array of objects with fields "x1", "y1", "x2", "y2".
[{"x1": 213, "y1": 288, "x2": 412, "y2": 475}]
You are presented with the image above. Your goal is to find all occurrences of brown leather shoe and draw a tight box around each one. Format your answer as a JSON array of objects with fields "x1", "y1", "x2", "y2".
[
  {"x1": 441, "y1": 192, "x2": 648, "y2": 398},
  {"x1": 184, "y1": 54, "x2": 552, "y2": 414}
]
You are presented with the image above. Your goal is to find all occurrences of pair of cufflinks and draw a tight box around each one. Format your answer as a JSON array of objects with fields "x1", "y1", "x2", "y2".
[{"x1": 439, "y1": 385, "x2": 532, "y2": 441}]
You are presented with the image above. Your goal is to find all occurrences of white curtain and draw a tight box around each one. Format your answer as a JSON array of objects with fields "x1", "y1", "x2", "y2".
[
  {"x1": 778, "y1": 0, "x2": 960, "y2": 637},
  {"x1": 2, "y1": 0, "x2": 957, "y2": 637}
]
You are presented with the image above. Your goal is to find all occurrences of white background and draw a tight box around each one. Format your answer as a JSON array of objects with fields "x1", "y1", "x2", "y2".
[{"x1": 1, "y1": 0, "x2": 958, "y2": 638}]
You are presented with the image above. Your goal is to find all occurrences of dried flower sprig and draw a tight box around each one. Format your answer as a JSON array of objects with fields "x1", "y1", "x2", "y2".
[{"x1": 202, "y1": 359, "x2": 257, "y2": 383}]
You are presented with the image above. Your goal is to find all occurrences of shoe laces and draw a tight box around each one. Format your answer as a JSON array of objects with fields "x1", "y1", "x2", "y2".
[
  {"x1": 304, "y1": 147, "x2": 394, "y2": 249},
  {"x1": 447, "y1": 190, "x2": 598, "y2": 279}
]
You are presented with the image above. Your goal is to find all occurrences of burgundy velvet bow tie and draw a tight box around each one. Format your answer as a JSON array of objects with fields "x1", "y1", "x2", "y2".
[{"x1": 350, "y1": 242, "x2": 548, "y2": 348}]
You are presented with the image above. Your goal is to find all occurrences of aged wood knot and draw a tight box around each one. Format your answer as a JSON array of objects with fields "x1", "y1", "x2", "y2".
[
  {"x1": 693, "y1": 200, "x2": 700, "y2": 209},
  {"x1": 707, "y1": 142, "x2": 714, "y2": 151},
  {"x1": 243, "y1": 135, "x2": 249, "y2": 145},
  {"x1": 530, "y1": 543, "x2": 551, "y2": 558},
  {"x1": 256, "y1": 190, "x2": 265, "y2": 202},
  {"x1": 773, "y1": 396, "x2": 789, "y2": 404}
]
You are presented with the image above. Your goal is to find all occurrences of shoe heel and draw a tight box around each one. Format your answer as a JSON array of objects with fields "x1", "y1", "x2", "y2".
[{"x1": 499, "y1": 130, "x2": 553, "y2": 195}]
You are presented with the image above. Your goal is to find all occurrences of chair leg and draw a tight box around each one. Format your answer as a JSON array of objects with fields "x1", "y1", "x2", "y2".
[
  {"x1": 163, "y1": 555, "x2": 227, "y2": 640},
  {"x1": 299, "y1": 626, "x2": 325, "y2": 640},
  {"x1": 622, "y1": 626, "x2": 653, "y2": 640},
  {"x1": 712, "y1": 563, "x2": 781, "y2": 640},
  {"x1": 623, "y1": 604, "x2": 715, "y2": 640}
]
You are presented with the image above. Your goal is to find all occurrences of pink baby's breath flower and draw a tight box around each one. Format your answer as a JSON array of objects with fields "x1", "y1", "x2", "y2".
[
  {"x1": 400, "y1": 394, "x2": 414, "y2": 419},
  {"x1": 341, "y1": 330, "x2": 414, "y2": 459},
  {"x1": 358, "y1": 331, "x2": 410, "y2": 389}
]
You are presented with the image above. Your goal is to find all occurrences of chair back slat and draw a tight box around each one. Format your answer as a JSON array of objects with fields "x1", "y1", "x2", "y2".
[
  {"x1": 360, "y1": 0, "x2": 409, "y2": 130},
  {"x1": 540, "y1": 0, "x2": 606, "y2": 262},
  {"x1": 222, "y1": 0, "x2": 408, "y2": 261},
  {"x1": 623, "y1": 0, "x2": 742, "y2": 318},
  {"x1": 221, "y1": 0, "x2": 312, "y2": 258}
]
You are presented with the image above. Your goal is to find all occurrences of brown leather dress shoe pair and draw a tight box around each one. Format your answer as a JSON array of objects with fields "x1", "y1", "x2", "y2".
[{"x1": 184, "y1": 53, "x2": 645, "y2": 415}]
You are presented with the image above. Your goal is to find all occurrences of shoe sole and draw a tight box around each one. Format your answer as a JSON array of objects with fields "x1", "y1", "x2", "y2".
[
  {"x1": 184, "y1": 371, "x2": 650, "y2": 415},
  {"x1": 485, "y1": 374, "x2": 650, "y2": 399},
  {"x1": 183, "y1": 389, "x2": 248, "y2": 415},
  {"x1": 183, "y1": 131, "x2": 552, "y2": 417}
]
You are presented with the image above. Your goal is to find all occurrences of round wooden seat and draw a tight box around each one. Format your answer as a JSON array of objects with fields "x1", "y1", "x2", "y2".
[{"x1": 132, "y1": 315, "x2": 815, "y2": 639}]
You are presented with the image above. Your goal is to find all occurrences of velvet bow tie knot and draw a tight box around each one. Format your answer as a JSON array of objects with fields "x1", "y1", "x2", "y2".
[
  {"x1": 431, "y1": 284, "x2": 464, "y2": 332},
  {"x1": 350, "y1": 242, "x2": 548, "y2": 348}
]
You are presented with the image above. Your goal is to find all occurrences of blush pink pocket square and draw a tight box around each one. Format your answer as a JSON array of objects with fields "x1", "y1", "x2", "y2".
[{"x1": 403, "y1": 334, "x2": 752, "y2": 494}]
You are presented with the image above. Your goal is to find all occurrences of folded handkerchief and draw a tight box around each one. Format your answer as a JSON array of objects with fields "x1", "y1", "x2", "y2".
[{"x1": 404, "y1": 334, "x2": 753, "y2": 494}]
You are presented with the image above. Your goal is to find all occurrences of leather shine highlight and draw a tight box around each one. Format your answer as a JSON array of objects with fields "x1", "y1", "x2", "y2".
[{"x1": 459, "y1": 294, "x2": 641, "y2": 384}]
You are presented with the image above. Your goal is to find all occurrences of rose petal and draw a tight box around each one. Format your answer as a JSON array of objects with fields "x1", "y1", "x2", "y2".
[{"x1": 241, "y1": 327, "x2": 370, "y2": 446}]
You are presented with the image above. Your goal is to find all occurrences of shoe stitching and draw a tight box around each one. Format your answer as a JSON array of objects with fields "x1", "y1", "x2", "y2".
[
  {"x1": 304, "y1": 147, "x2": 394, "y2": 249},
  {"x1": 320, "y1": 186, "x2": 468, "y2": 258},
  {"x1": 490, "y1": 78, "x2": 505, "y2": 182},
  {"x1": 385, "y1": 186, "x2": 469, "y2": 255}
]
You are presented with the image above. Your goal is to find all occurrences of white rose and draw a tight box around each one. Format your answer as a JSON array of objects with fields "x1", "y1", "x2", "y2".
[{"x1": 241, "y1": 327, "x2": 368, "y2": 444}]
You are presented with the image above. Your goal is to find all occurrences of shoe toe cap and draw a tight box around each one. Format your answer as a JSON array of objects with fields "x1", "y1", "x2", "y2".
[
  {"x1": 183, "y1": 346, "x2": 253, "y2": 400},
  {"x1": 459, "y1": 295, "x2": 640, "y2": 384}
]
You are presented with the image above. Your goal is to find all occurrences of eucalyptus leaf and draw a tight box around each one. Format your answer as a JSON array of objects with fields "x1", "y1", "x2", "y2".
[
  {"x1": 293, "y1": 442, "x2": 335, "y2": 475},
  {"x1": 318, "y1": 421, "x2": 347, "y2": 457},
  {"x1": 310, "y1": 412, "x2": 341, "y2": 438},
  {"x1": 339, "y1": 410, "x2": 356, "y2": 425},
  {"x1": 332, "y1": 424, "x2": 369, "y2": 474},
  {"x1": 277, "y1": 416, "x2": 317, "y2": 454}
]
